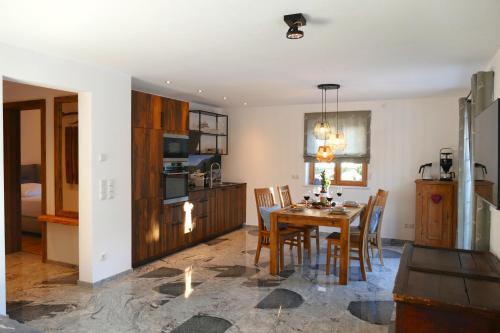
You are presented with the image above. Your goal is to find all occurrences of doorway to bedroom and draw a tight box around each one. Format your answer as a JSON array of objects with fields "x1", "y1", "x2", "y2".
[{"x1": 2, "y1": 80, "x2": 80, "y2": 318}]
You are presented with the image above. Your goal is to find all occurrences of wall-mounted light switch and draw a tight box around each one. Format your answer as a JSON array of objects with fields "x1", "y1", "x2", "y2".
[
  {"x1": 99, "y1": 179, "x2": 107, "y2": 200},
  {"x1": 98, "y1": 153, "x2": 107, "y2": 162},
  {"x1": 107, "y1": 179, "x2": 115, "y2": 199}
]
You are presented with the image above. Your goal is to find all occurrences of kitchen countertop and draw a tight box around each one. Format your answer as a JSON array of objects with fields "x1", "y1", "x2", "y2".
[{"x1": 188, "y1": 182, "x2": 246, "y2": 192}]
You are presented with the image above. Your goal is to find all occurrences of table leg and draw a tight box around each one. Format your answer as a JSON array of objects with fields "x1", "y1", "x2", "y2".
[
  {"x1": 269, "y1": 212, "x2": 279, "y2": 275},
  {"x1": 304, "y1": 228, "x2": 311, "y2": 260},
  {"x1": 339, "y1": 218, "x2": 350, "y2": 285}
]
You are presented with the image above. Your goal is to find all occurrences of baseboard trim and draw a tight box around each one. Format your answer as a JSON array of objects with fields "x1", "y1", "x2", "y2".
[
  {"x1": 46, "y1": 259, "x2": 78, "y2": 269},
  {"x1": 77, "y1": 269, "x2": 132, "y2": 288}
]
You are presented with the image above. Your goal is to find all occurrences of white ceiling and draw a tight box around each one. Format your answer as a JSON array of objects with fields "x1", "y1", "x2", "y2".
[{"x1": 1, "y1": 0, "x2": 499, "y2": 107}]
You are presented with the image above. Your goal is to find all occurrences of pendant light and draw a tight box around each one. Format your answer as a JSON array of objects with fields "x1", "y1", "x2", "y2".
[
  {"x1": 315, "y1": 84, "x2": 338, "y2": 162},
  {"x1": 313, "y1": 87, "x2": 332, "y2": 139},
  {"x1": 330, "y1": 86, "x2": 347, "y2": 151}
]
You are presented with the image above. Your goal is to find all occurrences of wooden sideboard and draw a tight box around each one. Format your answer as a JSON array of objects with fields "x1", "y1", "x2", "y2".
[
  {"x1": 415, "y1": 180, "x2": 494, "y2": 249},
  {"x1": 393, "y1": 244, "x2": 500, "y2": 333},
  {"x1": 415, "y1": 180, "x2": 457, "y2": 248}
]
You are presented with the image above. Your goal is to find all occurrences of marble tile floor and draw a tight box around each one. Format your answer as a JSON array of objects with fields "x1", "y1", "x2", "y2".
[{"x1": 4, "y1": 226, "x2": 404, "y2": 333}]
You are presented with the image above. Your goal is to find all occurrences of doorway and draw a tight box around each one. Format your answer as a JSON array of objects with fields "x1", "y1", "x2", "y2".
[{"x1": 2, "y1": 80, "x2": 80, "y2": 321}]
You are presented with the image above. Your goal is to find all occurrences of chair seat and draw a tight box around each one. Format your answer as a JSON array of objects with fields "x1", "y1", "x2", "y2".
[
  {"x1": 326, "y1": 231, "x2": 361, "y2": 244},
  {"x1": 350, "y1": 226, "x2": 361, "y2": 234}
]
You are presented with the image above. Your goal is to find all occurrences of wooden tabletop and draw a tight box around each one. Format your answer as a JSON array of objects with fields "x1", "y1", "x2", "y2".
[{"x1": 273, "y1": 205, "x2": 365, "y2": 226}]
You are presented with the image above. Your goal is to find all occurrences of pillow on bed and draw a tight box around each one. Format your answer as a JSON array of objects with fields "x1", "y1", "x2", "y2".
[{"x1": 20, "y1": 183, "x2": 42, "y2": 197}]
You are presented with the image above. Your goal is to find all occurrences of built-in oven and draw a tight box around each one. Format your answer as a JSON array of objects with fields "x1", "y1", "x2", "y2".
[
  {"x1": 162, "y1": 162, "x2": 189, "y2": 204},
  {"x1": 163, "y1": 133, "x2": 190, "y2": 161}
]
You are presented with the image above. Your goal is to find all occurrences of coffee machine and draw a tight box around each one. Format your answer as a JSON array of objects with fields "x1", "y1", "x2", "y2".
[{"x1": 439, "y1": 148, "x2": 455, "y2": 181}]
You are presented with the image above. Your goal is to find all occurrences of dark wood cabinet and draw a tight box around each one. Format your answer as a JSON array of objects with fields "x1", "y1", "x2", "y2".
[
  {"x1": 132, "y1": 90, "x2": 189, "y2": 266},
  {"x1": 415, "y1": 180, "x2": 456, "y2": 248},
  {"x1": 164, "y1": 98, "x2": 189, "y2": 135}
]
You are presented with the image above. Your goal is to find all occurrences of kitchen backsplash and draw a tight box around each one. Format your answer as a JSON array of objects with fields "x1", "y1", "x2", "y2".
[{"x1": 187, "y1": 155, "x2": 221, "y2": 173}]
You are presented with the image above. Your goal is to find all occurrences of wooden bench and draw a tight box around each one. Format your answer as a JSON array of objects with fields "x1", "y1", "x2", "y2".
[{"x1": 393, "y1": 243, "x2": 500, "y2": 332}]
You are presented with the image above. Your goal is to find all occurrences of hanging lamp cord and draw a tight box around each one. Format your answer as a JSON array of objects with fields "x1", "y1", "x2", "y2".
[{"x1": 336, "y1": 88, "x2": 339, "y2": 135}]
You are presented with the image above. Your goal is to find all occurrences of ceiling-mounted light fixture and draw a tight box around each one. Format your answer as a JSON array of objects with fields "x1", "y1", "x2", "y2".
[
  {"x1": 315, "y1": 84, "x2": 339, "y2": 162},
  {"x1": 284, "y1": 13, "x2": 306, "y2": 39}
]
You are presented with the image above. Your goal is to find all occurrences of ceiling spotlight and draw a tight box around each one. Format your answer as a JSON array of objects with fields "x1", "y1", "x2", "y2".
[
  {"x1": 166, "y1": 80, "x2": 171, "y2": 85},
  {"x1": 243, "y1": 102, "x2": 248, "y2": 106},
  {"x1": 284, "y1": 13, "x2": 306, "y2": 40},
  {"x1": 198, "y1": 89, "x2": 203, "y2": 93},
  {"x1": 223, "y1": 97, "x2": 227, "y2": 101}
]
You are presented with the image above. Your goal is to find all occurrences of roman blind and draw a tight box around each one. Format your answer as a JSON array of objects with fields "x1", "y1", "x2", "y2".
[{"x1": 304, "y1": 111, "x2": 371, "y2": 163}]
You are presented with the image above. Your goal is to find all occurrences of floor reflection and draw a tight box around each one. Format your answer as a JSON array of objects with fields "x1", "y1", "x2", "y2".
[{"x1": 6, "y1": 226, "x2": 401, "y2": 333}]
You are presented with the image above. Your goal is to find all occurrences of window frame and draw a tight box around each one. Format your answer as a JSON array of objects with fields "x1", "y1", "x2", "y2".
[{"x1": 308, "y1": 161, "x2": 368, "y2": 187}]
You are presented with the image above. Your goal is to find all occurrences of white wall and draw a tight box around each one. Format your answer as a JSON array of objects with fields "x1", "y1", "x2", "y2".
[
  {"x1": 487, "y1": 47, "x2": 500, "y2": 258},
  {"x1": 0, "y1": 42, "x2": 131, "y2": 315},
  {"x1": 223, "y1": 96, "x2": 460, "y2": 240},
  {"x1": 20, "y1": 109, "x2": 41, "y2": 165}
]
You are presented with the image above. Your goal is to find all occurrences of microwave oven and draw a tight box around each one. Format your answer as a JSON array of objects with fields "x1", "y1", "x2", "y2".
[{"x1": 163, "y1": 133, "x2": 189, "y2": 161}]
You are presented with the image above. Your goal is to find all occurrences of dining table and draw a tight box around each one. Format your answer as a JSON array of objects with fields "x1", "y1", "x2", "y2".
[{"x1": 269, "y1": 204, "x2": 366, "y2": 285}]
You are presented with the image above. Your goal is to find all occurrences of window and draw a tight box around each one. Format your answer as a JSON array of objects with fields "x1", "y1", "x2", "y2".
[
  {"x1": 308, "y1": 161, "x2": 368, "y2": 187},
  {"x1": 304, "y1": 110, "x2": 371, "y2": 187}
]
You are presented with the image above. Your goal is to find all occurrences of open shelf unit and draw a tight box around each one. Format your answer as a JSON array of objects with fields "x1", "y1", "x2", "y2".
[{"x1": 189, "y1": 110, "x2": 228, "y2": 155}]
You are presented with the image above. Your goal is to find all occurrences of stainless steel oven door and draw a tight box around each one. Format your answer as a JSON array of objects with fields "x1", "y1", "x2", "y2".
[{"x1": 163, "y1": 171, "x2": 189, "y2": 204}]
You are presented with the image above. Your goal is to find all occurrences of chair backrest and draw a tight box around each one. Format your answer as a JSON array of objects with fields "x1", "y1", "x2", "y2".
[
  {"x1": 371, "y1": 189, "x2": 389, "y2": 235},
  {"x1": 360, "y1": 196, "x2": 375, "y2": 250},
  {"x1": 254, "y1": 187, "x2": 277, "y2": 232},
  {"x1": 277, "y1": 185, "x2": 293, "y2": 208}
]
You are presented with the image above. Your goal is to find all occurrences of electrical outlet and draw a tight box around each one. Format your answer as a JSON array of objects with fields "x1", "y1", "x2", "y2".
[
  {"x1": 404, "y1": 224, "x2": 415, "y2": 229},
  {"x1": 291, "y1": 174, "x2": 299, "y2": 180}
]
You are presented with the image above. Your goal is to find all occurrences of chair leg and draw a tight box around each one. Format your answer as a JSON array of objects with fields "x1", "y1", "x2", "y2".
[
  {"x1": 370, "y1": 241, "x2": 375, "y2": 259},
  {"x1": 365, "y1": 242, "x2": 372, "y2": 272},
  {"x1": 280, "y1": 241, "x2": 285, "y2": 272},
  {"x1": 377, "y1": 235, "x2": 384, "y2": 265},
  {"x1": 254, "y1": 238, "x2": 262, "y2": 265},
  {"x1": 333, "y1": 246, "x2": 338, "y2": 274},
  {"x1": 359, "y1": 246, "x2": 367, "y2": 281},
  {"x1": 325, "y1": 240, "x2": 331, "y2": 275},
  {"x1": 297, "y1": 235, "x2": 302, "y2": 264},
  {"x1": 315, "y1": 227, "x2": 320, "y2": 254}
]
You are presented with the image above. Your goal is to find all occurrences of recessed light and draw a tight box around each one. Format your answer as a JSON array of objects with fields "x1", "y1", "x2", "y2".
[
  {"x1": 198, "y1": 89, "x2": 203, "y2": 93},
  {"x1": 166, "y1": 80, "x2": 171, "y2": 85},
  {"x1": 243, "y1": 102, "x2": 248, "y2": 106},
  {"x1": 223, "y1": 97, "x2": 227, "y2": 101}
]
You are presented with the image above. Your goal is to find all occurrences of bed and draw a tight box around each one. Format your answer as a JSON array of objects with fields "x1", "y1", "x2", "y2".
[{"x1": 20, "y1": 164, "x2": 42, "y2": 234}]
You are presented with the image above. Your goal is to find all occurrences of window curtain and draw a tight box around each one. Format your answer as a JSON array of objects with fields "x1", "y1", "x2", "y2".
[
  {"x1": 457, "y1": 71, "x2": 494, "y2": 250},
  {"x1": 304, "y1": 111, "x2": 371, "y2": 163}
]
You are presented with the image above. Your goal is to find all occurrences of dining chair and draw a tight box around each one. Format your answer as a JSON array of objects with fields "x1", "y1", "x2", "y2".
[
  {"x1": 349, "y1": 189, "x2": 389, "y2": 266},
  {"x1": 367, "y1": 189, "x2": 389, "y2": 265},
  {"x1": 254, "y1": 187, "x2": 302, "y2": 271},
  {"x1": 277, "y1": 185, "x2": 320, "y2": 255},
  {"x1": 325, "y1": 195, "x2": 375, "y2": 280}
]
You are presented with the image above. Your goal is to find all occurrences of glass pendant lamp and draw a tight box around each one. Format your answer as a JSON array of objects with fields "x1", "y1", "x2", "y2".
[
  {"x1": 313, "y1": 88, "x2": 332, "y2": 139},
  {"x1": 315, "y1": 84, "x2": 338, "y2": 162},
  {"x1": 331, "y1": 87, "x2": 347, "y2": 151},
  {"x1": 316, "y1": 144, "x2": 334, "y2": 162}
]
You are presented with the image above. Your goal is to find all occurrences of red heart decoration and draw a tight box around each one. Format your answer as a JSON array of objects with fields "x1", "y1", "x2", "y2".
[{"x1": 431, "y1": 194, "x2": 442, "y2": 204}]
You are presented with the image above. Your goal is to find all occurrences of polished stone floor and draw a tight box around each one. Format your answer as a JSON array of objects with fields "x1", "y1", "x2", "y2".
[{"x1": 5, "y1": 226, "x2": 403, "y2": 332}]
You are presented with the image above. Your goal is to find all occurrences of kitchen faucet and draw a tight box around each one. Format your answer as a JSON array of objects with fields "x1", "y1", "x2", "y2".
[{"x1": 210, "y1": 162, "x2": 222, "y2": 188}]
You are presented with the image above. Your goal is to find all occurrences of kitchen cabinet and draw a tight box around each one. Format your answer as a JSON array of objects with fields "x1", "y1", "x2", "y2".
[
  {"x1": 415, "y1": 180, "x2": 456, "y2": 248},
  {"x1": 132, "y1": 90, "x2": 189, "y2": 266},
  {"x1": 164, "y1": 99, "x2": 189, "y2": 135}
]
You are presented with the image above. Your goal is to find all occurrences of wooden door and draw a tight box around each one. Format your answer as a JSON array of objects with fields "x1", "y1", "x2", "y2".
[
  {"x1": 3, "y1": 107, "x2": 21, "y2": 254},
  {"x1": 417, "y1": 183, "x2": 455, "y2": 248}
]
